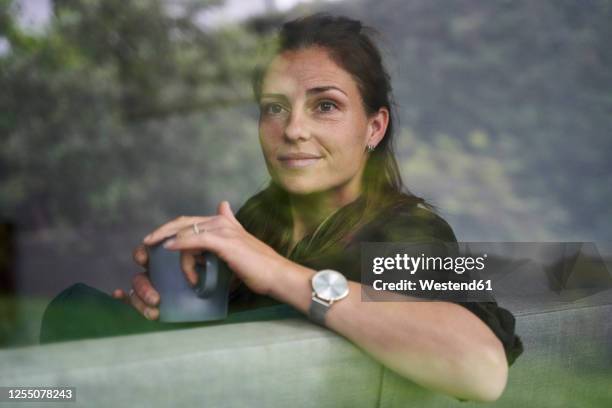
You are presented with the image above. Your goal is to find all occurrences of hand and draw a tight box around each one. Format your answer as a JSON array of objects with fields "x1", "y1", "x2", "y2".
[
  {"x1": 111, "y1": 244, "x2": 161, "y2": 320},
  {"x1": 112, "y1": 239, "x2": 243, "y2": 321},
  {"x1": 142, "y1": 200, "x2": 286, "y2": 298}
]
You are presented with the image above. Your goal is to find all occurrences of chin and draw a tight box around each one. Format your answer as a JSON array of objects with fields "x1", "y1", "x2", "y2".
[{"x1": 276, "y1": 176, "x2": 328, "y2": 195}]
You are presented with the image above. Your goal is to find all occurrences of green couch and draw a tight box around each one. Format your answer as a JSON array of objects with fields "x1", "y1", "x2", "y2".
[{"x1": 0, "y1": 290, "x2": 611, "y2": 408}]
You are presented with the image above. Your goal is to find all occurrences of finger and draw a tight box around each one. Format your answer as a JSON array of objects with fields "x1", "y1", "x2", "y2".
[
  {"x1": 132, "y1": 272, "x2": 160, "y2": 307},
  {"x1": 128, "y1": 289, "x2": 159, "y2": 321},
  {"x1": 217, "y1": 201, "x2": 228, "y2": 215},
  {"x1": 180, "y1": 250, "x2": 200, "y2": 287},
  {"x1": 163, "y1": 217, "x2": 225, "y2": 250},
  {"x1": 112, "y1": 289, "x2": 131, "y2": 305},
  {"x1": 143, "y1": 215, "x2": 213, "y2": 246},
  {"x1": 175, "y1": 216, "x2": 223, "y2": 240},
  {"x1": 112, "y1": 288, "x2": 127, "y2": 300},
  {"x1": 218, "y1": 201, "x2": 240, "y2": 225},
  {"x1": 112, "y1": 288, "x2": 126, "y2": 298},
  {"x1": 132, "y1": 244, "x2": 148, "y2": 267},
  {"x1": 163, "y1": 226, "x2": 221, "y2": 252}
]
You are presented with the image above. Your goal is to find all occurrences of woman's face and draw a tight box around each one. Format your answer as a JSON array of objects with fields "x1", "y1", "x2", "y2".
[{"x1": 258, "y1": 46, "x2": 388, "y2": 198}]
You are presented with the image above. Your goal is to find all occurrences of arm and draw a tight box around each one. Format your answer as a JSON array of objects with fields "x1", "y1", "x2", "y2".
[
  {"x1": 268, "y1": 258, "x2": 509, "y2": 402},
  {"x1": 130, "y1": 201, "x2": 509, "y2": 402}
]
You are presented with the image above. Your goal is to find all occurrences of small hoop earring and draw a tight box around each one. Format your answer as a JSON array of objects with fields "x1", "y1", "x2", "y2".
[{"x1": 366, "y1": 144, "x2": 376, "y2": 153}]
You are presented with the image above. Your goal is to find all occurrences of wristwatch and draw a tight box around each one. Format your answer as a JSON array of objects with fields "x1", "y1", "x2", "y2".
[{"x1": 308, "y1": 269, "x2": 350, "y2": 326}]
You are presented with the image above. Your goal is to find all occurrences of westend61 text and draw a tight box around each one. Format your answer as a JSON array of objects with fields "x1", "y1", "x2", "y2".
[{"x1": 372, "y1": 279, "x2": 493, "y2": 291}]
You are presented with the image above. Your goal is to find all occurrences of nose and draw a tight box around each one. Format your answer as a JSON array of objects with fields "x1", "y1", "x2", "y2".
[{"x1": 284, "y1": 109, "x2": 309, "y2": 142}]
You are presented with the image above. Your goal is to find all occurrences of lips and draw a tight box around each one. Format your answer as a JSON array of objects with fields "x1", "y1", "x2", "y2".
[
  {"x1": 277, "y1": 152, "x2": 322, "y2": 168},
  {"x1": 278, "y1": 152, "x2": 322, "y2": 160}
]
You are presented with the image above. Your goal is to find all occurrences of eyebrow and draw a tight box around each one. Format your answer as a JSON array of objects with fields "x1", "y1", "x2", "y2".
[
  {"x1": 261, "y1": 86, "x2": 348, "y2": 100},
  {"x1": 306, "y1": 86, "x2": 348, "y2": 97}
]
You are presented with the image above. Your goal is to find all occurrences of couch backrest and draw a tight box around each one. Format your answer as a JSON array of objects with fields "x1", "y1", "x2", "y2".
[{"x1": 1, "y1": 297, "x2": 610, "y2": 407}]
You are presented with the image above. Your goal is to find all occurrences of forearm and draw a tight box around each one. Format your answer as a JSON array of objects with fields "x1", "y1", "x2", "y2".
[{"x1": 268, "y1": 258, "x2": 508, "y2": 402}]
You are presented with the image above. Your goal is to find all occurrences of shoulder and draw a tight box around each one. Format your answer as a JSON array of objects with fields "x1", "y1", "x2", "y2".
[{"x1": 356, "y1": 196, "x2": 457, "y2": 243}]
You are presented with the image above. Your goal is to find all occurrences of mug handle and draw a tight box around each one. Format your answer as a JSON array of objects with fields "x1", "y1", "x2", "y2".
[{"x1": 193, "y1": 251, "x2": 218, "y2": 298}]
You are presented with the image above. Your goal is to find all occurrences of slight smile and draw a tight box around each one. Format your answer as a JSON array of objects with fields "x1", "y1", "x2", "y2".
[{"x1": 277, "y1": 153, "x2": 323, "y2": 169}]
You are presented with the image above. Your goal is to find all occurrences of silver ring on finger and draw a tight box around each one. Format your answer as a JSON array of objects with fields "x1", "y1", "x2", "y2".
[{"x1": 193, "y1": 222, "x2": 205, "y2": 235}]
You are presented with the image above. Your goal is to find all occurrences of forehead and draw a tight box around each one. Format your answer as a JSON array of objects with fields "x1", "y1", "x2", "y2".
[{"x1": 261, "y1": 47, "x2": 359, "y2": 96}]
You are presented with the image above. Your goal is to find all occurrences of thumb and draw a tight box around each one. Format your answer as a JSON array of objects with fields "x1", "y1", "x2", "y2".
[{"x1": 218, "y1": 200, "x2": 238, "y2": 223}]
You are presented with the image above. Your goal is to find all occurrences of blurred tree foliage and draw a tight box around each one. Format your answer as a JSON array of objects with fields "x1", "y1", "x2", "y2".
[
  {"x1": 1, "y1": 0, "x2": 273, "y2": 231},
  {"x1": 1, "y1": 0, "x2": 611, "y2": 241},
  {"x1": 325, "y1": 0, "x2": 612, "y2": 240}
]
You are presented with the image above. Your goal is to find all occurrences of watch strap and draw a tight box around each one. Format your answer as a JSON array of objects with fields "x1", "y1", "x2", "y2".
[{"x1": 308, "y1": 296, "x2": 330, "y2": 326}]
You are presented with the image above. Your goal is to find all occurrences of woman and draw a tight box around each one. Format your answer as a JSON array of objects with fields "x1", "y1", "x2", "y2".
[{"x1": 41, "y1": 14, "x2": 522, "y2": 402}]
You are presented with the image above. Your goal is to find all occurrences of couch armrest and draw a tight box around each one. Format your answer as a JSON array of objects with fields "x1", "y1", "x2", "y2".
[{"x1": 0, "y1": 318, "x2": 382, "y2": 408}]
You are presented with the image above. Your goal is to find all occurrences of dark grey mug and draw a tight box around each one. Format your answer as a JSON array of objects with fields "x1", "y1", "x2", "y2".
[{"x1": 147, "y1": 236, "x2": 232, "y2": 322}]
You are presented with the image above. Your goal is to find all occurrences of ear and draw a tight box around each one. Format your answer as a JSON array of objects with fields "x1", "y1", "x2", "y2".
[{"x1": 366, "y1": 107, "x2": 389, "y2": 149}]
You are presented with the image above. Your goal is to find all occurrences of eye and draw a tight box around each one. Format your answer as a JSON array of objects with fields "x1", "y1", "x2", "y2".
[
  {"x1": 261, "y1": 102, "x2": 286, "y2": 115},
  {"x1": 316, "y1": 100, "x2": 338, "y2": 113}
]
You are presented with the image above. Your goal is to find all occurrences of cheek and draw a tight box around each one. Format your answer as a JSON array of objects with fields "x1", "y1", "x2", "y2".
[
  {"x1": 258, "y1": 122, "x2": 282, "y2": 156},
  {"x1": 324, "y1": 126, "x2": 367, "y2": 169},
  {"x1": 259, "y1": 117, "x2": 287, "y2": 139}
]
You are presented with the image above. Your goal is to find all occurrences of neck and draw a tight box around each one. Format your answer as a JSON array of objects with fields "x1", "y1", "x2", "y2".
[{"x1": 288, "y1": 180, "x2": 362, "y2": 246}]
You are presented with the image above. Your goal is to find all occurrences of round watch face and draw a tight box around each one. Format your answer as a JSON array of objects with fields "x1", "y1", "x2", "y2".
[{"x1": 312, "y1": 269, "x2": 349, "y2": 302}]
